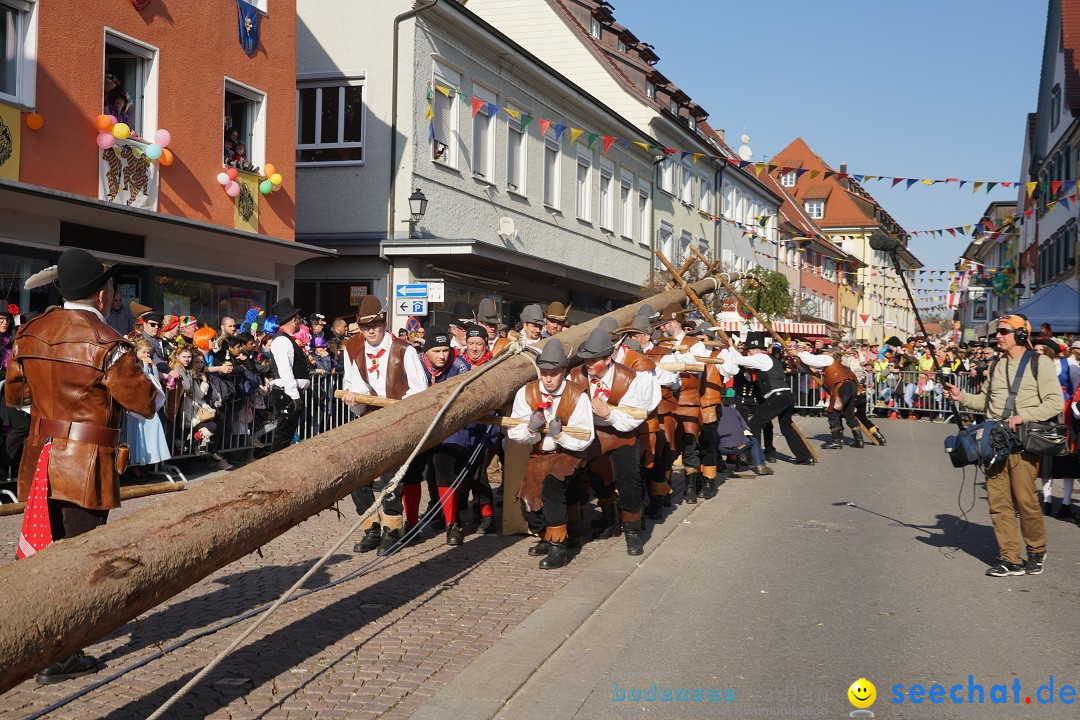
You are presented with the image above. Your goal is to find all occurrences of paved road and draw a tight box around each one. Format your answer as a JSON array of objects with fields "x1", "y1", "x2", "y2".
[{"x1": 420, "y1": 417, "x2": 1080, "y2": 720}]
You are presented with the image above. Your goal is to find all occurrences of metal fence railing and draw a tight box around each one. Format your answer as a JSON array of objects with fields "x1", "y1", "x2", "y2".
[{"x1": 790, "y1": 370, "x2": 985, "y2": 422}]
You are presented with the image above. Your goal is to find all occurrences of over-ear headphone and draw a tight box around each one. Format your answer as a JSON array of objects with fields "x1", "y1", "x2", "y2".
[{"x1": 1002, "y1": 314, "x2": 1030, "y2": 344}]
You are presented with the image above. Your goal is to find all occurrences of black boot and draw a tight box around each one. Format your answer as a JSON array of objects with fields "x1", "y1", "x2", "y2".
[
  {"x1": 699, "y1": 468, "x2": 717, "y2": 500},
  {"x1": 684, "y1": 470, "x2": 699, "y2": 504},
  {"x1": 445, "y1": 522, "x2": 463, "y2": 546},
  {"x1": 623, "y1": 520, "x2": 644, "y2": 556},
  {"x1": 35, "y1": 651, "x2": 102, "y2": 685},
  {"x1": 662, "y1": 471, "x2": 673, "y2": 506},
  {"x1": 376, "y1": 525, "x2": 402, "y2": 556},
  {"x1": 821, "y1": 429, "x2": 844, "y2": 449},
  {"x1": 353, "y1": 525, "x2": 381, "y2": 553},
  {"x1": 539, "y1": 541, "x2": 569, "y2": 569},
  {"x1": 851, "y1": 429, "x2": 865, "y2": 448},
  {"x1": 871, "y1": 428, "x2": 886, "y2": 446},
  {"x1": 645, "y1": 495, "x2": 664, "y2": 520},
  {"x1": 528, "y1": 540, "x2": 552, "y2": 556},
  {"x1": 596, "y1": 503, "x2": 622, "y2": 539}
]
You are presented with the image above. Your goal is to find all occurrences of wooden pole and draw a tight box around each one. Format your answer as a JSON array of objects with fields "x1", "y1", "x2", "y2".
[
  {"x1": 653, "y1": 249, "x2": 734, "y2": 345},
  {"x1": 0, "y1": 482, "x2": 187, "y2": 517},
  {"x1": 0, "y1": 276, "x2": 732, "y2": 692}
]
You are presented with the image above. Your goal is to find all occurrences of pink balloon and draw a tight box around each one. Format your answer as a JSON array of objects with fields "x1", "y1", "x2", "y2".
[
  {"x1": 109, "y1": 115, "x2": 118, "y2": 125},
  {"x1": 154, "y1": 129, "x2": 171, "y2": 147},
  {"x1": 96, "y1": 132, "x2": 115, "y2": 149},
  {"x1": 225, "y1": 181, "x2": 241, "y2": 197}
]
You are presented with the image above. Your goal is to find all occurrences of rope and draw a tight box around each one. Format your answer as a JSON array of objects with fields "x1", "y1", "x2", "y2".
[{"x1": 146, "y1": 343, "x2": 533, "y2": 720}]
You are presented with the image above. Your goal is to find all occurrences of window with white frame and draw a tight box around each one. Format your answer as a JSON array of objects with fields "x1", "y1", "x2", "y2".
[
  {"x1": 576, "y1": 152, "x2": 592, "y2": 221},
  {"x1": 679, "y1": 158, "x2": 692, "y2": 204},
  {"x1": 805, "y1": 200, "x2": 825, "y2": 219},
  {"x1": 104, "y1": 30, "x2": 158, "y2": 139},
  {"x1": 620, "y1": 172, "x2": 633, "y2": 238},
  {"x1": 687, "y1": 116, "x2": 696, "y2": 132},
  {"x1": 679, "y1": 230, "x2": 693, "y2": 262},
  {"x1": 658, "y1": 155, "x2": 675, "y2": 194},
  {"x1": 543, "y1": 131, "x2": 560, "y2": 208},
  {"x1": 669, "y1": 98, "x2": 678, "y2": 115},
  {"x1": 598, "y1": 160, "x2": 614, "y2": 230},
  {"x1": 506, "y1": 106, "x2": 526, "y2": 193},
  {"x1": 590, "y1": 17, "x2": 601, "y2": 39},
  {"x1": 656, "y1": 222, "x2": 674, "y2": 269},
  {"x1": 698, "y1": 174, "x2": 711, "y2": 213},
  {"x1": 296, "y1": 78, "x2": 364, "y2": 164},
  {"x1": 224, "y1": 78, "x2": 266, "y2": 169},
  {"x1": 0, "y1": 0, "x2": 36, "y2": 107},
  {"x1": 781, "y1": 171, "x2": 796, "y2": 187},
  {"x1": 471, "y1": 83, "x2": 496, "y2": 180},
  {"x1": 638, "y1": 181, "x2": 651, "y2": 246},
  {"x1": 431, "y1": 60, "x2": 461, "y2": 167}
]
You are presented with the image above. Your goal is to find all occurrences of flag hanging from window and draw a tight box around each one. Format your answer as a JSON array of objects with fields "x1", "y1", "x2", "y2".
[{"x1": 237, "y1": 0, "x2": 262, "y2": 55}]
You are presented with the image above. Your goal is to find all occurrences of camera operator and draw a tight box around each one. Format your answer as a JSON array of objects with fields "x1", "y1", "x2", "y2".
[{"x1": 944, "y1": 315, "x2": 1063, "y2": 577}]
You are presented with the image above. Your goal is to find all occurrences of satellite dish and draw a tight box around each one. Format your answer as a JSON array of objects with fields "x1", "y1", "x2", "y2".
[
  {"x1": 738, "y1": 144, "x2": 752, "y2": 161},
  {"x1": 741, "y1": 134, "x2": 750, "y2": 144}
]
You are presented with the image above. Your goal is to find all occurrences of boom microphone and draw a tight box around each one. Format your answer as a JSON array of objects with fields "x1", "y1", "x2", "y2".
[{"x1": 868, "y1": 232, "x2": 900, "y2": 253}]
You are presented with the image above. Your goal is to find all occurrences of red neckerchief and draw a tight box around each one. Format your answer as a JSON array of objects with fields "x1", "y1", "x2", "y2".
[
  {"x1": 422, "y1": 352, "x2": 449, "y2": 381},
  {"x1": 465, "y1": 348, "x2": 493, "y2": 367},
  {"x1": 590, "y1": 378, "x2": 610, "y2": 399},
  {"x1": 366, "y1": 347, "x2": 386, "y2": 378}
]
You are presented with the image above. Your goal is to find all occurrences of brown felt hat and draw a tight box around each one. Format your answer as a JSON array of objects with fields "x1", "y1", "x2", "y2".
[
  {"x1": 654, "y1": 301, "x2": 687, "y2": 324},
  {"x1": 545, "y1": 301, "x2": 572, "y2": 323},
  {"x1": 356, "y1": 295, "x2": 385, "y2": 325}
]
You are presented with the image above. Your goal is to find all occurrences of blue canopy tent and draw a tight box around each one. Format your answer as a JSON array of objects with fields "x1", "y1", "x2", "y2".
[{"x1": 1010, "y1": 283, "x2": 1080, "y2": 333}]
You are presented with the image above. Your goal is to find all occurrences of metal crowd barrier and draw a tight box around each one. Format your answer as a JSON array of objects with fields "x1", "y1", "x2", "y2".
[{"x1": 790, "y1": 369, "x2": 986, "y2": 422}]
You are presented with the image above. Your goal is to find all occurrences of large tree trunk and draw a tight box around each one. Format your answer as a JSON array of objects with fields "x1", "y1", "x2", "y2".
[{"x1": 0, "y1": 274, "x2": 738, "y2": 692}]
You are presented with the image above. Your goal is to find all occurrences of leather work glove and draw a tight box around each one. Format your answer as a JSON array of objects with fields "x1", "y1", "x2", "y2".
[
  {"x1": 548, "y1": 416, "x2": 563, "y2": 437},
  {"x1": 527, "y1": 410, "x2": 546, "y2": 432}
]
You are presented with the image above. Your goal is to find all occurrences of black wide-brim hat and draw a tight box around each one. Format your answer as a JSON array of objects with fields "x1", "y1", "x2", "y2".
[
  {"x1": 744, "y1": 331, "x2": 768, "y2": 350},
  {"x1": 55, "y1": 248, "x2": 125, "y2": 301},
  {"x1": 271, "y1": 298, "x2": 301, "y2": 324}
]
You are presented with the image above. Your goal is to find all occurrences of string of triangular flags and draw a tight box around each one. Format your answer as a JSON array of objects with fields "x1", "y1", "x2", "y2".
[{"x1": 424, "y1": 85, "x2": 1065, "y2": 188}]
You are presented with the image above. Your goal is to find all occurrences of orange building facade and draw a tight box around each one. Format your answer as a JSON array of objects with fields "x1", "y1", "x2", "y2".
[{"x1": 0, "y1": 0, "x2": 328, "y2": 321}]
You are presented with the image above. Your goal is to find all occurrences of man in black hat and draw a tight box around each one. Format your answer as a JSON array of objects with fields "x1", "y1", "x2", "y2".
[
  {"x1": 729, "y1": 332, "x2": 814, "y2": 465},
  {"x1": 476, "y1": 298, "x2": 510, "y2": 356},
  {"x1": 341, "y1": 295, "x2": 429, "y2": 554},
  {"x1": 507, "y1": 340, "x2": 594, "y2": 568},
  {"x1": 265, "y1": 298, "x2": 312, "y2": 456},
  {"x1": 8, "y1": 248, "x2": 161, "y2": 684},
  {"x1": 568, "y1": 327, "x2": 659, "y2": 555}
]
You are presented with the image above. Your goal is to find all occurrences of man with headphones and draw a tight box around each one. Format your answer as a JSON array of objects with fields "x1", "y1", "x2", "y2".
[{"x1": 945, "y1": 314, "x2": 1063, "y2": 577}]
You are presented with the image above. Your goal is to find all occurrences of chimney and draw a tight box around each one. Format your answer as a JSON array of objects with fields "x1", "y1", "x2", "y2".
[
  {"x1": 717, "y1": 128, "x2": 724, "y2": 141},
  {"x1": 840, "y1": 162, "x2": 847, "y2": 174}
]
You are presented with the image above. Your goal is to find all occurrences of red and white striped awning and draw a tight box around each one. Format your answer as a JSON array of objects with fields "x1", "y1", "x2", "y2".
[{"x1": 715, "y1": 319, "x2": 831, "y2": 336}]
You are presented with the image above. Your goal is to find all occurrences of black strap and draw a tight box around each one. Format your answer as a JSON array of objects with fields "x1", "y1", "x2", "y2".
[{"x1": 1001, "y1": 352, "x2": 1032, "y2": 420}]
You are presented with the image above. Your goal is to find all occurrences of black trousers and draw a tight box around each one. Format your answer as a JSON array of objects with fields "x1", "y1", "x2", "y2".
[
  {"x1": 679, "y1": 430, "x2": 701, "y2": 470},
  {"x1": 747, "y1": 391, "x2": 811, "y2": 462},
  {"x1": 522, "y1": 473, "x2": 581, "y2": 535},
  {"x1": 48, "y1": 500, "x2": 108, "y2": 540},
  {"x1": 431, "y1": 444, "x2": 468, "y2": 487},
  {"x1": 268, "y1": 387, "x2": 302, "y2": 455},
  {"x1": 827, "y1": 381, "x2": 861, "y2": 432},
  {"x1": 853, "y1": 393, "x2": 876, "y2": 431},
  {"x1": 592, "y1": 444, "x2": 643, "y2": 513},
  {"x1": 699, "y1": 420, "x2": 718, "y2": 467},
  {"x1": 351, "y1": 455, "x2": 426, "y2": 519}
]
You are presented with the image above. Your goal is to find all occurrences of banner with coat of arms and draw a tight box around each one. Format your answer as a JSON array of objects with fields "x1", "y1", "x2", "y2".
[
  {"x1": 233, "y1": 172, "x2": 259, "y2": 232},
  {"x1": 0, "y1": 102, "x2": 21, "y2": 181},
  {"x1": 98, "y1": 138, "x2": 159, "y2": 210}
]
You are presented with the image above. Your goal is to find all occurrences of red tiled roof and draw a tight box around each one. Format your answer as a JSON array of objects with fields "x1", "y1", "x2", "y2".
[
  {"x1": 1061, "y1": 0, "x2": 1080, "y2": 112},
  {"x1": 803, "y1": 185, "x2": 832, "y2": 200}
]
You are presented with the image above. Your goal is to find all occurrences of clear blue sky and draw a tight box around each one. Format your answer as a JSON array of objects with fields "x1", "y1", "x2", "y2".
[{"x1": 612, "y1": 0, "x2": 1047, "y2": 294}]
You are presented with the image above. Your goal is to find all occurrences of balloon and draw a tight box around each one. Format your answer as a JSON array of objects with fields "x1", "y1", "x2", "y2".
[
  {"x1": 159, "y1": 148, "x2": 174, "y2": 166},
  {"x1": 262, "y1": 163, "x2": 276, "y2": 178},
  {"x1": 112, "y1": 123, "x2": 130, "y2": 140},
  {"x1": 145, "y1": 143, "x2": 163, "y2": 160},
  {"x1": 272, "y1": 183, "x2": 281, "y2": 192},
  {"x1": 269, "y1": 173, "x2": 283, "y2": 186},
  {"x1": 25, "y1": 113, "x2": 43, "y2": 130},
  {"x1": 153, "y1": 129, "x2": 171, "y2": 147},
  {"x1": 225, "y1": 181, "x2": 241, "y2": 197},
  {"x1": 109, "y1": 115, "x2": 118, "y2": 125},
  {"x1": 216, "y1": 172, "x2": 230, "y2": 185},
  {"x1": 226, "y1": 168, "x2": 239, "y2": 181},
  {"x1": 96, "y1": 132, "x2": 115, "y2": 149},
  {"x1": 259, "y1": 180, "x2": 273, "y2": 194},
  {"x1": 95, "y1": 114, "x2": 114, "y2": 132}
]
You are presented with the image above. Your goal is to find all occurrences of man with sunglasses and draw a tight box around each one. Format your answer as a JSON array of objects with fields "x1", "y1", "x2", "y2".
[
  {"x1": 945, "y1": 314, "x2": 1063, "y2": 577},
  {"x1": 139, "y1": 310, "x2": 170, "y2": 372}
]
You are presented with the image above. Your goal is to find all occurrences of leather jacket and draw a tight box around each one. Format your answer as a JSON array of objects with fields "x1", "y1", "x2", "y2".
[{"x1": 5, "y1": 306, "x2": 159, "y2": 510}]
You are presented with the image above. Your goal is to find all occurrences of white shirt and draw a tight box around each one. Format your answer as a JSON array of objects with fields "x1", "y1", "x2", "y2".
[
  {"x1": 614, "y1": 344, "x2": 680, "y2": 390},
  {"x1": 797, "y1": 351, "x2": 835, "y2": 371},
  {"x1": 665, "y1": 331, "x2": 708, "y2": 365},
  {"x1": 507, "y1": 379, "x2": 594, "y2": 453},
  {"x1": 269, "y1": 334, "x2": 313, "y2": 400},
  {"x1": 729, "y1": 348, "x2": 775, "y2": 372},
  {"x1": 713, "y1": 346, "x2": 742, "y2": 380},
  {"x1": 342, "y1": 331, "x2": 428, "y2": 403},
  {"x1": 586, "y1": 364, "x2": 657, "y2": 432}
]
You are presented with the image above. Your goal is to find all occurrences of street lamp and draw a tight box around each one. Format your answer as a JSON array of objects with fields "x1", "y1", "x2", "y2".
[{"x1": 408, "y1": 188, "x2": 428, "y2": 237}]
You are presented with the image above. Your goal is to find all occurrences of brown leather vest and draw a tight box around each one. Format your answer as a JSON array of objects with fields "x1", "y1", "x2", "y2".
[
  {"x1": 821, "y1": 355, "x2": 858, "y2": 395},
  {"x1": 524, "y1": 380, "x2": 584, "y2": 449},
  {"x1": 617, "y1": 346, "x2": 656, "y2": 372},
  {"x1": 568, "y1": 361, "x2": 635, "y2": 406},
  {"x1": 6, "y1": 307, "x2": 158, "y2": 510},
  {"x1": 345, "y1": 334, "x2": 413, "y2": 400},
  {"x1": 700, "y1": 348, "x2": 725, "y2": 408}
]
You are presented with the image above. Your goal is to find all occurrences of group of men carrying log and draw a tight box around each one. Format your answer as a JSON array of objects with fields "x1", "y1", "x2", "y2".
[{"x1": 5, "y1": 247, "x2": 888, "y2": 685}]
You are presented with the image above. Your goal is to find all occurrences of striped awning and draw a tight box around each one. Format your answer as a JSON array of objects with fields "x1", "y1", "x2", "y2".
[{"x1": 716, "y1": 319, "x2": 831, "y2": 336}]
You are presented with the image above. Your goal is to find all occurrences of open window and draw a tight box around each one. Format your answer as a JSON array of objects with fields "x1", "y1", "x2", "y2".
[
  {"x1": 224, "y1": 78, "x2": 266, "y2": 173},
  {"x1": 103, "y1": 29, "x2": 157, "y2": 138},
  {"x1": 0, "y1": 0, "x2": 37, "y2": 107}
]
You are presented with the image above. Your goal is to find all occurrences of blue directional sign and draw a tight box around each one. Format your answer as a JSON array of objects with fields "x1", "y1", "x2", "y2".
[{"x1": 395, "y1": 283, "x2": 428, "y2": 298}]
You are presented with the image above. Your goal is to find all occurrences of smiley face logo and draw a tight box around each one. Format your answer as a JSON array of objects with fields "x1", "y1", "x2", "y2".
[{"x1": 848, "y1": 678, "x2": 876, "y2": 709}]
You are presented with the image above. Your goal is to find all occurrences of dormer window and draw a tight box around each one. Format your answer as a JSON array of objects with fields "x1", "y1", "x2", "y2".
[
  {"x1": 781, "y1": 171, "x2": 797, "y2": 187},
  {"x1": 687, "y1": 116, "x2": 696, "y2": 132},
  {"x1": 646, "y1": 81, "x2": 656, "y2": 99},
  {"x1": 670, "y1": 98, "x2": 678, "y2": 115},
  {"x1": 618, "y1": 38, "x2": 628, "y2": 53},
  {"x1": 590, "y1": 17, "x2": 601, "y2": 39}
]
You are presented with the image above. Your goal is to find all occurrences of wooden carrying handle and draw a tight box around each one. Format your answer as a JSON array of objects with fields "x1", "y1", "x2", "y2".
[{"x1": 487, "y1": 416, "x2": 592, "y2": 441}]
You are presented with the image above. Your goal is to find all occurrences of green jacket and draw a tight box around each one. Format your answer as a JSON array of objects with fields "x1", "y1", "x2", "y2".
[{"x1": 959, "y1": 351, "x2": 1062, "y2": 422}]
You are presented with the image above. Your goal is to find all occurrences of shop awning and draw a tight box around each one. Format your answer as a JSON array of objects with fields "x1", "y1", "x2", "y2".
[{"x1": 715, "y1": 317, "x2": 831, "y2": 336}]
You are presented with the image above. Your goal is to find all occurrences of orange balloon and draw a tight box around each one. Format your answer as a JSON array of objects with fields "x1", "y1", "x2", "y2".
[
  {"x1": 25, "y1": 113, "x2": 43, "y2": 130},
  {"x1": 159, "y1": 148, "x2": 174, "y2": 166},
  {"x1": 262, "y1": 163, "x2": 276, "y2": 178},
  {"x1": 95, "y1": 114, "x2": 113, "y2": 132}
]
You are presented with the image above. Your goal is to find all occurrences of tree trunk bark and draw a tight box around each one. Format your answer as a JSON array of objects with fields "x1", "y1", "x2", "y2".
[{"x1": 0, "y1": 274, "x2": 738, "y2": 693}]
